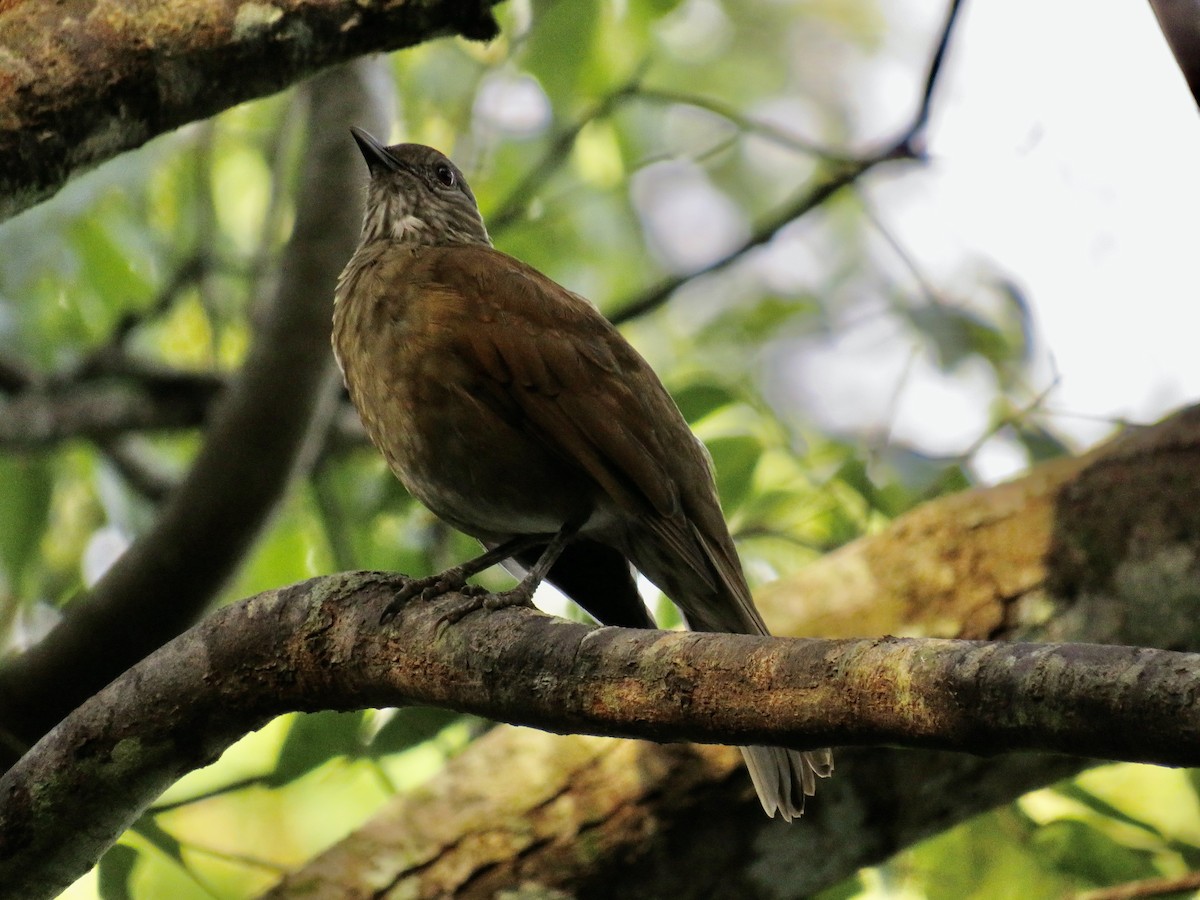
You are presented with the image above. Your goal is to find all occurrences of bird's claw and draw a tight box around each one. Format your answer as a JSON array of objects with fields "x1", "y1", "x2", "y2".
[
  {"x1": 380, "y1": 574, "x2": 491, "y2": 624},
  {"x1": 437, "y1": 585, "x2": 535, "y2": 627}
]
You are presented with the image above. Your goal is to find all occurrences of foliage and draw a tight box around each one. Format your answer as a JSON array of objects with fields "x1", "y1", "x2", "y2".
[{"x1": 0, "y1": 0, "x2": 1180, "y2": 897}]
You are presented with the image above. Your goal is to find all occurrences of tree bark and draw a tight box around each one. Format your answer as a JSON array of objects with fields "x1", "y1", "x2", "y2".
[
  {"x1": 4, "y1": 571, "x2": 1200, "y2": 899},
  {"x1": 0, "y1": 0, "x2": 499, "y2": 222}
]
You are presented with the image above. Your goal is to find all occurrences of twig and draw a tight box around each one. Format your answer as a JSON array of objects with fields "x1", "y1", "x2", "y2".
[
  {"x1": 487, "y1": 70, "x2": 645, "y2": 233},
  {"x1": 99, "y1": 438, "x2": 179, "y2": 504},
  {"x1": 608, "y1": 0, "x2": 966, "y2": 326},
  {"x1": 0, "y1": 354, "x2": 36, "y2": 394},
  {"x1": 633, "y1": 86, "x2": 851, "y2": 160},
  {"x1": 904, "y1": 0, "x2": 965, "y2": 157},
  {"x1": 608, "y1": 156, "x2": 874, "y2": 326}
]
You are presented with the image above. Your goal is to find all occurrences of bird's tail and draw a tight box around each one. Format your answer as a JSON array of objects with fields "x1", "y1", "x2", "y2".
[
  {"x1": 629, "y1": 522, "x2": 836, "y2": 819},
  {"x1": 741, "y1": 745, "x2": 835, "y2": 821}
]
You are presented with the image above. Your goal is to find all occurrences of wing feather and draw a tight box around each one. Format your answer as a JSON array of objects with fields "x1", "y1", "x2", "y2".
[{"x1": 429, "y1": 246, "x2": 738, "y2": 612}]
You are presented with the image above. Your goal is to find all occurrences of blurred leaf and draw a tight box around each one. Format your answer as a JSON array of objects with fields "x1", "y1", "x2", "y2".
[
  {"x1": 707, "y1": 434, "x2": 762, "y2": 513},
  {"x1": 901, "y1": 808, "x2": 1068, "y2": 900},
  {"x1": 994, "y1": 277, "x2": 1035, "y2": 366},
  {"x1": 640, "y1": 0, "x2": 686, "y2": 15},
  {"x1": 268, "y1": 711, "x2": 367, "y2": 787},
  {"x1": 0, "y1": 456, "x2": 54, "y2": 589},
  {"x1": 1013, "y1": 422, "x2": 1072, "y2": 463},
  {"x1": 833, "y1": 456, "x2": 887, "y2": 517},
  {"x1": 699, "y1": 295, "x2": 821, "y2": 346},
  {"x1": 909, "y1": 304, "x2": 1016, "y2": 373},
  {"x1": 836, "y1": 448, "x2": 968, "y2": 519},
  {"x1": 369, "y1": 707, "x2": 462, "y2": 756},
  {"x1": 813, "y1": 872, "x2": 866, "y2": 900},
  {"x1": 130, "y1": 816, "x2": 185, "y2": 866},
  {"x1": 525, "y1": 0, "x2": 601, "y2": 102},
  {"x1": 1032, "y1": 819, "x2": 1159, "y2": 886},
  {"x1": 673, "y1": 381, "x2": 738, "y2": 423},
  {"x1": 97, "y1": 844, "x2": 139, "y2": 900},
  {"x1": 228, "y1": 490, "x2": 334, "y2": 599},
  {"x1": 1055, "y1": 783, "x2": 1166, "y2": 839},
  {"x1": 69, "y1": 216, "x2": 153, "y2": 316}
]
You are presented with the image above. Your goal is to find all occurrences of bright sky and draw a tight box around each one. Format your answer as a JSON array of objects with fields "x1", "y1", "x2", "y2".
[{"x1": 792, "y1": 0, "x2": 1200, "y2": 481}]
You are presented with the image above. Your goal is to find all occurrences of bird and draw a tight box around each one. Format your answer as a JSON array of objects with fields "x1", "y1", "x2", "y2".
[{"x1": 332, "y1": 127, "x2": 833, "y2": 820}]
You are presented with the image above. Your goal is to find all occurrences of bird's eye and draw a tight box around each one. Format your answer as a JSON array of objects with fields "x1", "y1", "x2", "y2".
[{"x1": 434, "y1": 164, "x2": 456, "y2": 188}]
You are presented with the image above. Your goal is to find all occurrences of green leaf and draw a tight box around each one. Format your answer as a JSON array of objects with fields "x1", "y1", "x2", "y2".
[
  {"x1": 902, "y1": 808, "x2": 1068, "y2": 900},
  {"x1": 813, "y1": 872, "x2": 866, "y2": 900},
  {"x1": 909, "y1": 304, "x2": 1017, "y2": 373},
  {"x1": 267, "y1": 710, "x2": 367, "y2": 787},
  {"x1": 369, "y1": 707, "x2": 462, "y2": 756},
  {"x1": 130, "y1": 816, "x2": 184, "y2": 866},
  {"x1": 1013, "y1": 422, "x2": 1071, "y2": 463},
  {"x1": 97, "y1": 844, "x2": 139, "y2": 900},
  {"x1": 637, "y1": 0, "x2": 685, "y2": 15},
  {"x1": 68, "y1": 215, "x2": 153, "y2": 327},
  {"x1": 1032, "y1": 819, "x2": 1159, "y2": 886},
  {"x1": 524, "y1": 0, "x2": 601, "y2": 102},
  {"x1": 0, "y1": 455, "x2": 54, "y2": 589},
  {"x1": 699, "y1": 295, "x2": 821, "y2": 346},
  {"x1": 707, "y1": 434, "x2": 762, "y2": 513},
  {"x1": 673, "y1": 381, "x2": 737, "y2": 424},
  {"x1": 1054, "y1": 783, "x2": 1166, "y2": 839}
]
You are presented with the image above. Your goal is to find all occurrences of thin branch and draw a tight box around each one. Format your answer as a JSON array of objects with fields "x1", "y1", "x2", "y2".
[
  {"x1": 905, "y1": 0, "x2": 965, "y2": 156},
  {"x1": 857, "y1": 192, "x2": 947, "y2": 309},
  {"x1": 633, "y1": 86, "x2": 850, "y2": 160},
  {"x1": 0, "y1": 370, "x2": 373, "y2": 453},
  {"x1": 607, "y1": 0, "x2": 966, "y2": 326},
  {"x1": 608, "y1": 156, "x2": 875, "y2": 325},
  {"x1": 486, "y1": 72, "x2": 645, "y2": 233},
  {"x1": 2, "y1": 572, "x2": 1199, "y2": 899},
  {"x1": 110, "y1": 255, "x2": 209, "y2": 346},
  {"x1": 98, "y1": 437, "x2": 180, "y2": 504},
  {"x1": 0, "y1": 373, "x2": 222, "y2": 450},
  {"x1": 0, "y1": 354, "x2": 35, "y2": 394}
]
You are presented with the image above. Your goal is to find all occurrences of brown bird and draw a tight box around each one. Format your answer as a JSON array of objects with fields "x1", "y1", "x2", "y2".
[{"x1": 333, "y1": 128, "x2": 833, "y2": 820}]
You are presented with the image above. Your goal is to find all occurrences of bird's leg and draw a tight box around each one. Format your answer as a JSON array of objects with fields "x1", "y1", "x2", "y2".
[
  {"x1": 381, "y1": 532, "x2": 552, "y2": 623},
  {"x1": 438, "y1": 513, "x2": 588, "y2": 625}
]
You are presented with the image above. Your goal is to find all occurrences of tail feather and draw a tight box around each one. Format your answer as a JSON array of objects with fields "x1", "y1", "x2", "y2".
[{"x1": 741, "y1": 746, "x2": 835, "y2": 822}]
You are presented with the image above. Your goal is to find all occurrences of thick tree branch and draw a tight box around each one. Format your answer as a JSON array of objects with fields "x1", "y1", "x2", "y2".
[
  {"x1": 275, "y1": 403, "x2": 1200, "y2": 897},
  {"x1": 0, "y1": 61, "x2": 388, "y2": 763},
  {"x1": 2, "y1": 568, "x2": 1198, "y2": 899},
  {"x1": 0, "y1": 0, "x2": 500, "y2": 222}
]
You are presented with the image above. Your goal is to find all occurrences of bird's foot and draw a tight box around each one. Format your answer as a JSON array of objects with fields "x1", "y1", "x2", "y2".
[
  {"x1": 381, "y1": 571, "x2": 488, "y2": 623},
  {"x1": 437, "y1": 582, "x2": 537, "y2": 626}
]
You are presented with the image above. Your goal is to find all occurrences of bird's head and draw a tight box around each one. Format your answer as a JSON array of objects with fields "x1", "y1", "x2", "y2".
[{"x1": 350, "y1": 127, "x2": 490, "y2": 248}]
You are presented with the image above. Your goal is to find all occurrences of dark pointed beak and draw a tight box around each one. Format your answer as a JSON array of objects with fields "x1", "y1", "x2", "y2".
[{"x1": 350, "y1": 126, "x2": 401, "y2": 174}]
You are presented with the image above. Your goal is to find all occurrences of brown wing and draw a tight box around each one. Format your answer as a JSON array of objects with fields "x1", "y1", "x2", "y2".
[{"x1": 423, "y1": 245, "x2": 768, "y2": 635}]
